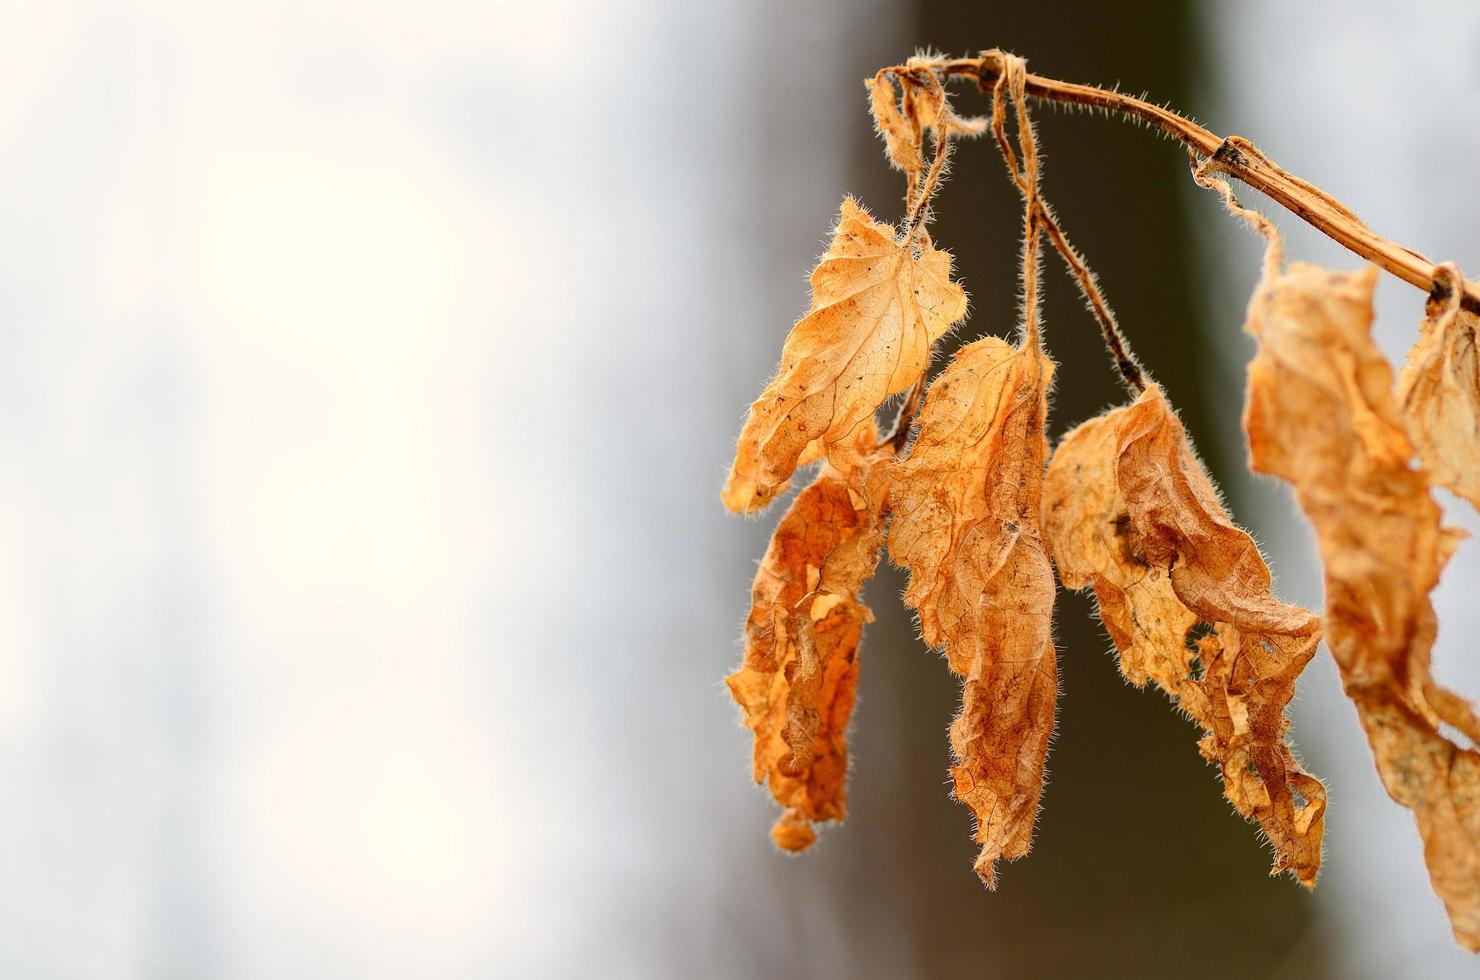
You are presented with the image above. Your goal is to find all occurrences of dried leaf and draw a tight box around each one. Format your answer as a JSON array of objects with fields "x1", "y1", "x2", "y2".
[
  {"x1": 722, "y1": 196, "x2": 967, "y2": 513},
  {"x1": 1043, "y1": 405, "x2": 1199, "y2": 689},
  {"x1": 727, "y1": 424, "x2": 892, "y2": 851},
  {"x1": 902, "y1": 80, "x2": 939, "y2": 135},
  {"x1": 867, "y1": 74, "x2": 923, "y2": 182},
  {"x1": 1043, "y1": 384, "x2": 1326, "y2": 885},
  {"x1": 886, "y1": 336, "x2": 1057, "y2": 886},
  {"x1": 867, "y1": 69, "x2": 984, "y2": 195},
  {"x1": 898, "y1": 68, "x2": 988, "y2": 141},
  {"x1": 1117, "y1": 388, "x2": 1319, "y2": 639},
  {"x1": 1245, "y1": 261, "x2": 1480, "y2": 949},
  {"x1": 1397, "y1": 264, "x2": 1480, "y2": 510}
]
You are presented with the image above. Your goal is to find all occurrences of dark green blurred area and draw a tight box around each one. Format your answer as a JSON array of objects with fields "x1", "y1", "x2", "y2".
[{"x1": 744, "y1": 4, "x2": 1329, "y2": 977}]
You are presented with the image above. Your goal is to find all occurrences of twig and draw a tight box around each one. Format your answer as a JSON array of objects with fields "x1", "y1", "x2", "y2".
[
  {"x1": 920, "y1": 50, "x2": 1480, "y2": 316},
  {"x1": 884, "y1": 374, "x2": 928, "y2": 452}
]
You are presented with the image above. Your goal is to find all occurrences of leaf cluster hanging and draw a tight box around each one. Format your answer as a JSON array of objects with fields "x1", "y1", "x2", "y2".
[{"x1": 718, "y1": 49, "x2": 1480, "y2": 951}]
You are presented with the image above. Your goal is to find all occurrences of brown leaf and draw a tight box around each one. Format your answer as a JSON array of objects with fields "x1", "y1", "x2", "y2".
[
  {"x1": 1398, "y1": 264, "x2": 1480, "y2": 511},
  {"x1": 1118, "y1": 388, "x2": 1319, "y2": 639},
  {"x1": 867, "y1": 75, "x2": 924, "y2": 183},
  {"x1": 726, "y1": 424, "x2": 892, "y2": 851},
  {"x1": 1043, "y1": 384, "x2": 1326, "y2": 885},
  {"x1": 902, "y1": 80, "x2": 940, "y2": 135},
  {"x1": 1245, "y1": 261, "x2": 1480, "y2": 948},
  {"x1": 1043, "y1": 404, "x2": 1199, "y2": 690},
  {"x1": 867, "y1": 69, "x2": 985, "y2": 197},
  {"x1": 886, "y1": 336, "x2": 1057, "y2": 886},
  {"x1": 722, "y1": 196, "x2": 967, "y2": 513}
]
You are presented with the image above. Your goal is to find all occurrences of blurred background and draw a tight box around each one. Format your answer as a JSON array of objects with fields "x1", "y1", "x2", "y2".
[{"x1": 0, "y1": 1, "x2": 1477, "y2": 977}]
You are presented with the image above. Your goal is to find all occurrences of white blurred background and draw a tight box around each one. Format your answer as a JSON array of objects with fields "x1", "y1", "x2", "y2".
[{"x1": 0, "y1": 2, "x2": 1474, "y2": 977}]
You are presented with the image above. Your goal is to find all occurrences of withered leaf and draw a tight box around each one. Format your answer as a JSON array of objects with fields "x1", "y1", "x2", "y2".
[
  {"x1": 1245, "y1": 261, "x2": 1480, "y2": 949},
  {"x1": 1117, "y1": 388, "x2": 1319, "y2": 640},
  {"x1": 886, "y1": 336, "x2": 1057, "y2": 887},
  {"x1": 1044, "y1": 405, "x2": 1198, "y2": 688},
  {"x1": 727, "y1": 424, "x2": 892, "y2": 851},
  {"x1": 1397, "y1": 264, "x2": 1480, "y2": 511},
  {"x1": 867, "y1": 74, "x2": 925, "y2": 185},
  {"x1": 1043, "y1": 384, "x2": 1326, "y2": 885},
  {"x1": 867, "y1": 68, "x2": 986, "y2": 201},
  {"x1": 722, "y1": 196, "x2": 967, "y2": 513}
]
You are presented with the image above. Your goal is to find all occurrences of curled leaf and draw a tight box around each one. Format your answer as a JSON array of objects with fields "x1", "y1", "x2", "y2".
[
  {"x1": 722, "y1": 196, "x2": 966, "y2": 513},
  {"x1": 867, "y1": 74, "x2": 924, "y2": 183},
  {"x1": 1398, "y1": 263, "x2": 1480, "y2": 511},
  {"x1": 886, "y1": 336, "x2": 1057, "y2": 886},
  {"x1": 1244, "y1": 261, "x2": 1480, "y2": 949},
  {"x1": 1044, "y1": 405, "x2": 1198, "y2": 690},
  {"x1": 1043, "y1": 384, "x2": 1326, "y2": 885},
  {"x1": 726, "y1": 425, "x2": 892, "y2": 851},
  {"x1": 1117, "y1": 388, "x2": 1319, "y2": 639},
  {"x1": 1042, "y1": 408, "x2": 1194, "y2": 687},
  {"x1": 867, "y1": 68, "x2": 986, "y2": 204}
]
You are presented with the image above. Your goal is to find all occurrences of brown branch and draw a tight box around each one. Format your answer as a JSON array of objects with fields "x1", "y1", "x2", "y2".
[
  {"x1": 1036, "y1": 202, "x2": 1145, "y2": 391},
  {"x1": 925, "y1": 50, "x2": 1480, "y2": 316}
]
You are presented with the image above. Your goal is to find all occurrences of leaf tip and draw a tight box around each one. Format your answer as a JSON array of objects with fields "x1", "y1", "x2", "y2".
[
  {"x1": 771, "y1": 808, "x2": 818, "y2": 853},
  {"x1": 972, "y1": 851, "x2": 1000, "y2": 891}
]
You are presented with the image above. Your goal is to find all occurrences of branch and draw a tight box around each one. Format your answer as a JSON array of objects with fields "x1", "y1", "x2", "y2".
[{"x1": 929, "y1": 51, "x2": 1480, "y2": 315}]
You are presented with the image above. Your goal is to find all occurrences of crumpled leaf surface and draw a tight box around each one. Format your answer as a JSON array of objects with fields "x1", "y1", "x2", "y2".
[
  {"x1": 722, "y1": 196, "x2": 967, "y2": 513},
  {"x1": 1042, "y1": 407, "x2": 1197, "y2": 690},
  {"x1": 1398, "y1": 269, "x2": 1480, "y2": 511},
  {"x1": 1117, "y1": 389, "x2": 1319, "y2": 639},
  {"x1": 726, "y1": 424, "x2": 893, "y2": 851},
  {"x1": 1043, "y1": 384, "x2": 1326, "y2": 885},
  {"x1": 886, "y1": 336, "x2": 1057, "y2": 887},
  {"x1": 1245, "y1": 261, "x2": 1480, "y2": 949}
]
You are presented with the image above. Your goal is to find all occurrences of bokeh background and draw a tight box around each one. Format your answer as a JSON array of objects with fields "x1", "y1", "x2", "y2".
[{"x1": 1, "y1": 2, "x2": 1477, "y2": 977}]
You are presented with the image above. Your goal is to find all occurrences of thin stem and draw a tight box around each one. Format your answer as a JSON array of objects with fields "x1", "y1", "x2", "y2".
[
  {"x1": 924, "y1": 51, "x2": 1480, "y2": 316},
  {"x1": 902, "y1": 69, "x2": 959, "y2": 240},
  {"x1": 1037, "y1": 206, "x2": 1145, "y2": 391},
  {"x1": 904, "y1": 126, "x2": 952, "y2": 241},
  {"x1": 987, "y1": 53, "x2": 1145, "y2": 391},
  {"x1": 885, "y1": 373, "x2": 927, "y2": 452},
  {"x1": 988, "y1": 55, "x2": 1046, "y2": 350}
]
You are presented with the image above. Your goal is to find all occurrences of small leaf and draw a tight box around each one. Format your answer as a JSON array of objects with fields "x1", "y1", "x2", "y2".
[
  {"x1": 722, "y1": 197, "x2": 966, "y2": 513},
  {"x1": 867, "y1": 75, "x2": 923, "y2": 181}
]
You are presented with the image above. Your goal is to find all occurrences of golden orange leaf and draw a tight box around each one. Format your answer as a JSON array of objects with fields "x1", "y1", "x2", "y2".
[
  {"x1": 1244, "y1": 261, "x2": 1480, "y2": 948},
  {"x1": 726, "y1": 424, "x2": 892, "y2": 851},
  {"x1": 1117, "y1": 388, "x2": 1319, "y2": 639},
  {"x1": 1043, "y1": 384, "x2": 1326, "y2": 885},
  {"x1": 886, "y1": 336, "x2": 1057, "y2": 887},
  {"x1": 721, "y1": 196, "x2": 967, "y2": 513},
  {"x1": 1398, "y1": 264, "x2": 1480, "y2": 511},
  {"x1": 1042, "y1": 407, "x2": 1197, "y2": 690}
]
